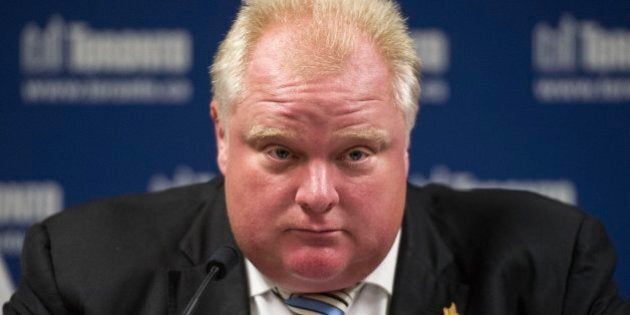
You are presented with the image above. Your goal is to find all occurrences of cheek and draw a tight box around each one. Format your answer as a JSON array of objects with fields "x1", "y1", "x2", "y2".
[
  {"x1": 223, "y1": 150, "x2": 296, "y2": 243},
  {"x1": 343, "y1": 176, "x2": 405, "y2": 232},
  {"x1": 342, "y1": 153, "x2": 407, "y2": 237}
]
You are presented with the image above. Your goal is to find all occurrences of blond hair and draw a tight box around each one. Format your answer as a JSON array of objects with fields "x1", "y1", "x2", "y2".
[{"x1": 210, "y1": 0, "x2": 421, "y2": 131}]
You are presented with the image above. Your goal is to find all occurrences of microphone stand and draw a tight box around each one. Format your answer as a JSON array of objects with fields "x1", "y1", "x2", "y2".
[
  {"x1": 180, "y1": 246, "x2": 241, "y2": 315},
  {"x1": 181, "y1": 265, "x2": 221, "y2": 315}
]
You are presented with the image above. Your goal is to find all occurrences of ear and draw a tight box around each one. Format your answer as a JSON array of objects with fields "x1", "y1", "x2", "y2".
[{"x1": 210, "y1": 100, "x2": 228, "y2": 175}]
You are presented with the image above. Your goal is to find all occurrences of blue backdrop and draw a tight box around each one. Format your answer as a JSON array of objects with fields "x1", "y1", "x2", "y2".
[{"x1": 1, "y1": 0, "x2": 628, "y2": 300}]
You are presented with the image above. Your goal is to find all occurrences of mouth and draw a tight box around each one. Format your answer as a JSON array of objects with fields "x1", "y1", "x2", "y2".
[
  {"x1": 286, "y1": 227, "x2": 346, "y2": 239},
  {"x1": 289, "y1": 228, "x2": 341, "y2": 234}
]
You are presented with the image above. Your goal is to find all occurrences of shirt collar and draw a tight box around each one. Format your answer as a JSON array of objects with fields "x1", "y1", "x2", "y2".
[{"x1": 245, "y1": 229, "x2": 402, "y2": 297}]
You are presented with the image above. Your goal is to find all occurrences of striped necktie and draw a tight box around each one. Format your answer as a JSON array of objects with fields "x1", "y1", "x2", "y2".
[{"x1": 274, "y1": 284, "x2": 362, "y2": 315}]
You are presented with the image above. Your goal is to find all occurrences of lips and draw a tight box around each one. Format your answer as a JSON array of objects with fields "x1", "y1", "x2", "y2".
[
  {"x1": 285, "y1": 228, "x2": 344, "y2": 248},
  {"x1": 289, "y1": 228, "x2": 341, "y2": 234},
  {"x1": 286, "y1": 229, "x2": 343, "y2": 246},
  {"x1": 286, "y1": 227, "x2": 345, "y2": 239},
  {"x1": 292, "y1": 229, "x2": 341, "y2": 235}
]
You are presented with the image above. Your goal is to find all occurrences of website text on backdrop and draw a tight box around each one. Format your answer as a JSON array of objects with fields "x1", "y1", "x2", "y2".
[{"x1": 4, "y1": 0, "x2": 629, "y2": 314}]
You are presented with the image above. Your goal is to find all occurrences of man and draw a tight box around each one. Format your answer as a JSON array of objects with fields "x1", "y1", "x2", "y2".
[{"x1": 5, "y1": 0, "x2": 628, "y2": 314}]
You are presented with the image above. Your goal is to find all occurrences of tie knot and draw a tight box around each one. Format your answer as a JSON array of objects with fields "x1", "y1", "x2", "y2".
[{"x1": 274, "y1": 284, "x2": 362, "y2": 315}]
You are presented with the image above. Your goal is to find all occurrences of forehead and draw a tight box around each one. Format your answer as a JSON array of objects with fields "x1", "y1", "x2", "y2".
[
  {"x1": 244, "y1": 24, "x2": 393, "y2": 97},
  {"x1": 227, "y1": 24, "x2": 404, "y2": 142}
]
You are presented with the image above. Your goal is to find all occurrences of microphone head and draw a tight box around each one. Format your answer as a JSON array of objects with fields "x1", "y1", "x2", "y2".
[{"x1": 206, "y1": 246, "x2": 242, "y2": 280}]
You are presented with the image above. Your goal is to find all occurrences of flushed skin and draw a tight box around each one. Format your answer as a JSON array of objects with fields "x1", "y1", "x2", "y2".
[{"x1": 214, "y1": 28, "x2": 408, "y2": 293}]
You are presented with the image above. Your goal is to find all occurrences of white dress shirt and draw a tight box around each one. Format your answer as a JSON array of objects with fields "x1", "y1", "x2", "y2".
[{"x1": 246, "y1": 230, "x2": 401, "y2": 315}]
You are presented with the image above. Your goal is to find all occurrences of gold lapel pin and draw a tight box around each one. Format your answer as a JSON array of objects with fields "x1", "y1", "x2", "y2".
[{"x1": 443, "y1": 302, "x2": 458, "y2": 315}]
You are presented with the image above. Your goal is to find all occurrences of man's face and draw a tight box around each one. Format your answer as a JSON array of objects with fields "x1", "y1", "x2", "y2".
[{"x1": 213, "y1": 28, "x2": 409, "y2": 292}]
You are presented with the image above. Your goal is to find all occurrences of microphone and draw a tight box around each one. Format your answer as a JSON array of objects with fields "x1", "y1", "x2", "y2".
[{"x1": 181, "y1": 246, "x2": 242, "y2": 315}]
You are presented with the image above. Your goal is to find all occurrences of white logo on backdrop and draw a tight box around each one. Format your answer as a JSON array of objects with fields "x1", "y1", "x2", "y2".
[
  {"x1": 0, "y1": 181, "x2": 64, "y2": 254},
  {"x1": 532, "y1": 14, "x2": 630, "y2": 103},
  {"x1": 0, "y1": 258, "x2": 13, "y2": 303},
  {"x1": 411, "y1": 29, "x2": 450, "y2": 104},
  {"x1": 0, "y1": 180, "x2": 64, "y2": 295},
  {"x1": 19, "y1": 15, "x2": 193, "y2": 104},
  {"x1": 410, "y1": 165, "x2": 577, "y2": 205},
  {"x1": 147, "y1": 165, "x2": 215, "y2": 192}
]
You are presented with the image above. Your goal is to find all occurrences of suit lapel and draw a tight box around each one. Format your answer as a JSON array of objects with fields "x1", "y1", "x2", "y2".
[
  {"x1": 390, "y1": 185, "x2": 469, "y2": 314},
  {"x1": 168, "y1": 179, "x2": 249, "y2": 315}
]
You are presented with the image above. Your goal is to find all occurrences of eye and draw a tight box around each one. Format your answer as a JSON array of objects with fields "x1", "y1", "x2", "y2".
[
  {"x1": 341, "y1": 148, "x2": 371, "y2": 162},
  {"x1": 267, "y1": 146, "x2": 293, "y2": 161}
]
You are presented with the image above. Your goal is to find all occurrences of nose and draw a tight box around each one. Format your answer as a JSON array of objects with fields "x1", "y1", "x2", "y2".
[{"x1": 295, "y1": 161, "x2": 339, "y2": 213}]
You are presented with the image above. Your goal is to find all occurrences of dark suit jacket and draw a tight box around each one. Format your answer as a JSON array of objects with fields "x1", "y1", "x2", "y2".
[{"x1": 4, "y1": 177, "x2": 629, "y2": 314}]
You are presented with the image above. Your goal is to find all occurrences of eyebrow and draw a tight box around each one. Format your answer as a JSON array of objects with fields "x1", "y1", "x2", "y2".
[
  {"x1": 243, "y1": 125, "x2": 391, "y2": 148},
  {"x1": 332, "y1": 127, "x2": 391, "y2": 148},
  {"x1": 243, "y1": 125, "x2": 298, "y2": 145}
]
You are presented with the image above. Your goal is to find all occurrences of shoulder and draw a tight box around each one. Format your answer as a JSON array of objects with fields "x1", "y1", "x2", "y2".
[
  {"x1": 16, "y1": 177, "x2": 226, "y2": 308},
  {"x1": 408, "y1": 183, "x2": 594, "y2": 269},
  {"x1": 13, "y1": 177, "x2": 226, "y2": 310},
  {"x1": 406, "y1": 184, "x2": 629, "y2": 312},
  {"x1": 24, "y1": 177, "x2": 226, "y2": 278},
  {"x1": 412, "y1": 183, "x2": 587, "y2": 235},
  {"x1": 42, "y1": 177, "x2": 224, "y2": 241}
]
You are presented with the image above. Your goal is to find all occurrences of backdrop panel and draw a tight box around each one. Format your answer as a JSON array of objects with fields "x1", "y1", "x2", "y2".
[{"x1": 1, "y1": 0, "x2": 628, "y2": 301}]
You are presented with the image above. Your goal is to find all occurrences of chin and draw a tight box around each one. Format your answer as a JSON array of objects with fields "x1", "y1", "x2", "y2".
[
  {"x1": 291, "y1": 258, "x2": 343, "y2": 280},
  {"x1": 280, "y1": 248, "x2": 358, "y2": 292}
]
